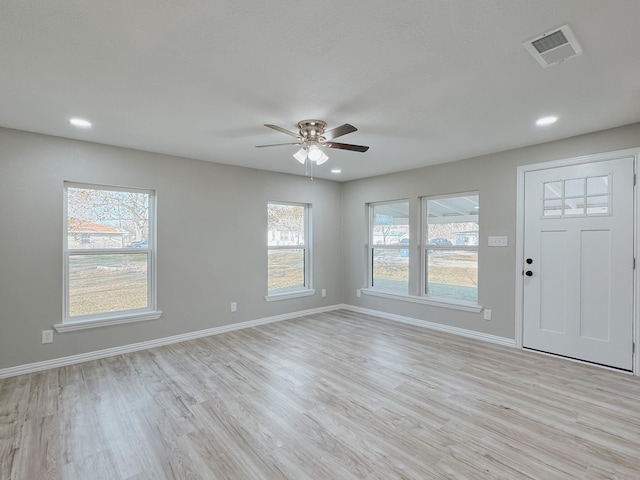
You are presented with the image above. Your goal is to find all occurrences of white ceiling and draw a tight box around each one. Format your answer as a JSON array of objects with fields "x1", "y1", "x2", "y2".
[{"x1": 2, "y1": 1, "x2": 640, "y2": 181}]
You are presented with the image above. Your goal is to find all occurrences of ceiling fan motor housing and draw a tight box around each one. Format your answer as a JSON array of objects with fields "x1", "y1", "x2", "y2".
[{"x1": 298, "y1": 120, "x2": 327, "y2": 143}]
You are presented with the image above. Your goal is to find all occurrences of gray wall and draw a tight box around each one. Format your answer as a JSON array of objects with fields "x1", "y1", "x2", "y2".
[
  {"x1": 341, "y1": 122, "x2": 640, "y2": 339},
  {"x1": 0, "y1": 128, "x2": 343, "y2": 369},
  {"x1": 2, "y1": 122, "x2": 639, "y2": 370}
]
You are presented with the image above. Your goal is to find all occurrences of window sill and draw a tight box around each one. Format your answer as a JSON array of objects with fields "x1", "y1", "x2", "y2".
[
  {"x1": 54, "y1": 310, "x2": 163, "y2": 333},
  {"x1": 360, "y1": 288, "x2": 482, "y2": 313},
  {"x1": 265, "y1": 289, "x2": 316, "y2": 302}
]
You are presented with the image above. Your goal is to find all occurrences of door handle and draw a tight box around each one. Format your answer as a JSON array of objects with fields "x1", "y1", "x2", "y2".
[{"x1": 525, "y1": 270, "x2": 533, "y2": 277}]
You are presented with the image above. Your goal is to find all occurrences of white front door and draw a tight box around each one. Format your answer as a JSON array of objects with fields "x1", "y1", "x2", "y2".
[{"x1": 523, "y1": 156, "x2": 635, "y2": 370}]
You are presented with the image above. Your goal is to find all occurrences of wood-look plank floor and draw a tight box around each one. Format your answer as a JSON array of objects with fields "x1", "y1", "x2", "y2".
[{"x1": 2, "y1": 310, "x2": 640, "y2": 479}]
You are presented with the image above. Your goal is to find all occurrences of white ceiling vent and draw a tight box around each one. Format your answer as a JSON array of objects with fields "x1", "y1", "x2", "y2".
[{"x1": 524, "y1": 24, "x2": 582, "y2": 68}]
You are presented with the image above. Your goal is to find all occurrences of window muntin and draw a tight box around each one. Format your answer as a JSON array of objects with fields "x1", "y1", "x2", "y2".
[
  {"x1": 369, "y1": 201, "x2": 409, "y2": 294},
  {"x1": 267, "y1": 202, "x2": 310, "y2": 295},
  {"x1": 423, "y1": 194, "x2": 479, "y2": 303},
  {"x1": 543, "y1": 175, "x2": 610, "y2": 217},
  {"x1": 64, "y1": 183, "x2": 155, "y2": 322}
]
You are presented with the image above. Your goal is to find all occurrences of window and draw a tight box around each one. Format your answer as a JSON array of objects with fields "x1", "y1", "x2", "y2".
[
  {"x1": 267, "y1": 202, "x2": 311, "y2": 298},
  {"x1": 62, "y1": 183, "x2": 158, "y2": 327},
  {"x1": 423, "y1": 193, "x2": 479, "y2": 303},
  {"x1": 369, "y1": 200, "x2": 409, "y2": 293},
  {"x1": 543, "y1": 175, "x2": 610, "y2": 217}
]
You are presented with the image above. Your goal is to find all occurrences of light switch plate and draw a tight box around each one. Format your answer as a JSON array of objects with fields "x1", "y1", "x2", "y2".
[{"x1": 488, "y1": 235, "x2": 508, "y2": 247}]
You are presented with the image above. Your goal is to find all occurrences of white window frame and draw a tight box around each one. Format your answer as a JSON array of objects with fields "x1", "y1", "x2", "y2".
[
  {"x1": 421, "y1": 192, "x2": 479, "y2": 307},
  {"x1": 56, "y1": 182, "x2": 161, "y2": 332},
  {"x1": 366, "y1": 199, "x2": 410, "y2": 293},
  {"x1": 265, "y1": 201, "x2": 314, "y2": 301}
]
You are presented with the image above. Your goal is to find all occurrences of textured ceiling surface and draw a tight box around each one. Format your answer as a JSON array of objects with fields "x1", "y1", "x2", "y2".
[{"x1": 2, "y1": 1, "x2": 640, "y2": 181}]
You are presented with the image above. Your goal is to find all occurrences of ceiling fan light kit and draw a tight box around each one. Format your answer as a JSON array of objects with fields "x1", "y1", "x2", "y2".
[{"x1": 256, "y1": 119, "x2": 369, "y2": 175}]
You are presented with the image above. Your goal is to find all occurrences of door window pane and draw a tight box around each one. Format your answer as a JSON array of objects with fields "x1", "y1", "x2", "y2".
[
  {"x1": 564, "y1": 178, "x2": 585, "y2": 197},
  {"x1": 587, "y1": 176, "x2": 608, "y2": 196},
  {"x1": 542, "y1": 175, "x2": 610, "y2": 218}
]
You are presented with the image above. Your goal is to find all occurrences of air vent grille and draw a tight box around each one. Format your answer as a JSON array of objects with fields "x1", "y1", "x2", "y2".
[
  {"x1": 532, "y1": 30, "x2": 568, "y2": 54},
  {"x1": 524, "y1": 25, "x2": 582, "y2": 68}
]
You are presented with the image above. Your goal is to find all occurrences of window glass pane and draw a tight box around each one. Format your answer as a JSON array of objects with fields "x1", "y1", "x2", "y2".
[
  {"x1": 372, "y1": 202, "x2": 409, "y2": 245},
  {"x1": 544, "y1": 181, "x2": 563, "y2": 199},
  {"x1": 587, "y1": 176, "x2": 608, "y2": 196},
  {"x1": 67, "y1": 187, "x2": 149, "y2": 249},
  {"x1": 268, "y1": 248, "x2": 304, "y2": 294},
  {"x1": 68, "y1": 253, "x2": 148, "y2": 317},
  {"x1": 268, "y1": 204, "x2": 305, "y2": 246},
  {"x1": 564, "y1": 198, "x2": 584, "y2": 216},
  {"x1": 543, "y1": 199, "x2": 563, "y2": 217},
  {"x1": 564, "y1": 178, "x2": 585, "y2": 197},
  {"x1": 426, "y1": 195, "x2": 478, "y2": 245},
  {"x1": 586, "y1": 195, "x2": 609, "y2": 215},
  {"x1": 372, "y1": 248, "x2": 408, "y2": 293},
  {"x1": 426, "y1": 249, "x2": 478, "y2": 302}
]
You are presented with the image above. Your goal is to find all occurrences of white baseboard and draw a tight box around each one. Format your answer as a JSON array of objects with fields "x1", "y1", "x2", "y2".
[
  {"x1": 0, "y1": 303, "x2": 515, "y2": 379},
  {"x1": 341, "y1": 304, "x2": 516, "y2": 348},
  {"x1": 0, "y1": 304, "x2": 342, "y2": 379}
]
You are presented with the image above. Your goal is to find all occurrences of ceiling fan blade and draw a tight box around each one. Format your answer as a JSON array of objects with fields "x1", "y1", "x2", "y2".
[
  {"x1": 255, "y1": 142, "x2": 302, "y2": 148},
  {"x1": 264, "y1": 124, "x2": 301, "y2": 139},
  {"x1": 322, "y1": 123, "x2": 357, "y2": 140},
  {"x1": 325, "y1": 142, "x2": 369, "y2": 153}
]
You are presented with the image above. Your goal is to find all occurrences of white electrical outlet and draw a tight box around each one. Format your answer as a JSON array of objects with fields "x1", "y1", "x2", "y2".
[
  {"x1": 356, "y1": 289, "x2": 361, "y2": 297},
  {"x1": 230, "y1": 302, "x2": 237, "y2": 312},
  {"x1": 321, "y1": 289, "x2": 327, "y2": 297},
  {"x1": 42, "y1": 329, "x2": 53, "y2": 344},
  {"x1": 483, "y1": 309, "x2": 492, "y2": 321}
]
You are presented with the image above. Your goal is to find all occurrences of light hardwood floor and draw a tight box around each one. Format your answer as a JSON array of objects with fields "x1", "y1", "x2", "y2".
[{"x1": 1, "y1": 310, "x2": 640, "y2": 479}]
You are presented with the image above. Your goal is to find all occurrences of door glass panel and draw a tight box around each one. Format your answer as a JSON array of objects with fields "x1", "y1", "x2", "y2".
[
  {"x1": 542, "y1": 175, "x2": 611, "y2": 218},
  {"x1": 564, "y1": 178, "x2": 585, "y2": 197},
  {"x1": 587, "y1": 176, "x2": 608, "y2": 196},
  {"x1": 564, "y1": 198, "x2": 584, "y2": 216},
  {"x1": 586, "y1": 195, "x2": 609, "y2": 215},
  {"x1": 544, "y1": 181, "x2": 562, "y2": 199},
  {"x1": 543, "y1": 199, "x2": 562, "y2": 217}
]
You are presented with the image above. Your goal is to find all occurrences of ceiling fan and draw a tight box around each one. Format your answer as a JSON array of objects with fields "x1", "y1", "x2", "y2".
[{"x1": 256, "y1": 119, "x2": 369, "y2": 167}]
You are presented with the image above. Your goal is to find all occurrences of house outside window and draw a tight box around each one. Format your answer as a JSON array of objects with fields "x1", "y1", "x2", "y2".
[
  {"x1": 63, "y1": 182, "x2": 158, "y2": 325},
  {"x1": 423, "y1": 193, "x2": 479, "y2": 303},
  {"x1": 267, "y1": 202, "x2": 311, "y2": 297},
  {"x1": 368, "y1": 200, "x2": 410, "y2": 294}
]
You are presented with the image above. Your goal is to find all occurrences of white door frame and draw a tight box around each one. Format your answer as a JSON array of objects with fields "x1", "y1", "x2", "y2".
[{"x1": 515, "y1": 147, "x2": 640, "y2": 375}]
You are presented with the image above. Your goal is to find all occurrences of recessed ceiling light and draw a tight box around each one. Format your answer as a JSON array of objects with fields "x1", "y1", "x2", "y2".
[
  {"x1": 331, "y1": 169, "x2": 342, "y2": 174},
  {"x1": 69, "y1": 118, "x2": 92, "y2": 128},
  {"x1": 536, "y1": 116, "x2": 558, "y2": 126}
]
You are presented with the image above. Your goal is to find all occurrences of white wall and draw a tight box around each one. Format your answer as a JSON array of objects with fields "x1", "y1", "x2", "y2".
[
  {"x1": 0, "y1": 128, "x2": 343, "y2": 370},
  {"x1": 341, "y1": 122, "x2": 640, "y2": 340}
]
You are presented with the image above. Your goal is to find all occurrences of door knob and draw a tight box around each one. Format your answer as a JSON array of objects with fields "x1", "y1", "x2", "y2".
[
  {"x1": 526, "y1": 258, "x2": 533, "y2": 264},
  {"x1": 525, "y1": 270, "x2": 533, "y2": 277}
]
